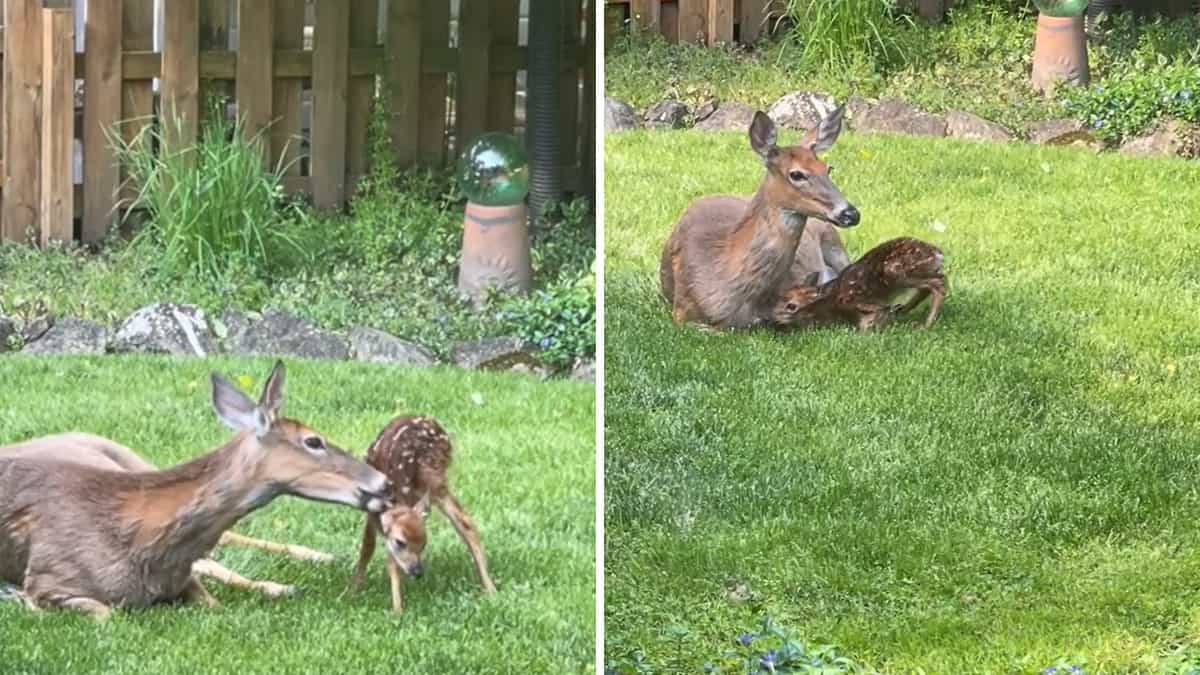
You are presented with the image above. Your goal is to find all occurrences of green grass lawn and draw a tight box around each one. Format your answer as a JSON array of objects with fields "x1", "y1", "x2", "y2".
[
  {"x1": 604, "y1": 128, "x2": 1200, "y2": 673},
  {"x1": 0, "y1": 356, "x2": 595, "y2": 674}
]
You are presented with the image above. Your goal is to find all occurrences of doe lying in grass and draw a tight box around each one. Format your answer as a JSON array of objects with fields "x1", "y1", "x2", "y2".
[
  {"x1": 0, "y1": 361, "x2": 392, "y2": 619},
  {"x1": 351, "y1": 416, "x2": 497, "y2": 613},
  {"x1": 659, "y1": 105, "x2": 860, "y2": 330}
]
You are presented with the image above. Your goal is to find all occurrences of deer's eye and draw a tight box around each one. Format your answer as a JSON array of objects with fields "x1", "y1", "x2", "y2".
[
  {"x1": 392, "y1": 539, "x2": 407, "y2": 550},
  {"x1": 785, "y1": 302, "x2": 799, "y2": 312},
  {"x1": 303, "y1": 436, "x2": 325, "y2": 450},
  {"x1": 788, "y1": 170, "x2": 807, "y2": 182}
]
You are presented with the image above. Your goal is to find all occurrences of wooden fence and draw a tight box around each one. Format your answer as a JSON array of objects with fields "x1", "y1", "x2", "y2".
[
  {"x1": 1, "y1": 0, "x2": 595, "y2": 245},
  {"x1": 605, "y1": 0, "x2": 1198, "y2": 46}
]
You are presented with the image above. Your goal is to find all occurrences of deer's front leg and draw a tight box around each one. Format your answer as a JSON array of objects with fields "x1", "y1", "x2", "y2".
[
  {"x1": 184, "y1": 577, "x2": 220, "y2": 608},
  {"x1": 386, "y1": 556, "x2": 405, "y2": 614}
]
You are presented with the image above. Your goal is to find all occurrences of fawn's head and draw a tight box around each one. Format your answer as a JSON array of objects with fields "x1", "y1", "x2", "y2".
[
  {"x1": 379, "y1": 493, "x2": 431, "y2": 578},
  {"x1": 210, "y1": 361, "x2": 392, "y2": 513},
  {"x1": 749, "y1": 105, "x2": 859, "y2": 228},
  {"x1": 772, "y1": 284, "x2": 825, "y2": 325}
]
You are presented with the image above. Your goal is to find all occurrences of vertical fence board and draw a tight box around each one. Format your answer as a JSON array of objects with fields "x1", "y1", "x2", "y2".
[
  {"x1": 739, "y1": 0, "x2": 765, "y2": 43},
  {"x1": 387, "y1": 0, "x2": 420, "y2": 165},
  {"x1": 707, "y1": 0, "x2": 732, "y2": 43},
  {"x1": 199, "y1": 0, "x2": 231, "y2": 105},
  {"x1": 677, "y1": 0, "x2": 705, "y2": 43},
  {"x1": 417, "y1": 0, "x2": 447, "y2": 164},
  {"x1": 312, "y1": 0, "x2": 349, "y2": 208},
  {"x1": 3, "y1": 0, "x2": 42, "y2": 244},
  {"x1": 271, "y1": 0, "x2": 303, "y2": 175},
  {"x1": 83, "y1": 0, "x2": 122, "y2": 241},
  {"x1": 630, "y1": 0, "x2": 660, "y2": 33},
  {"x1": 486, "y1": 0, "x2": 518, "y2": 133},
  {"x1": 455, "y1": 0, "x2": 488, "y2": 150},
  {"x1": 162, "y1": 0, "x2": 199, "y2": 152},
  {"x1": 560, "y1": 1, "x2": 581, "y2": 177},
  {"x1": 120, "y1": 0, "x2": 153, "y2": 206},
  {"x1": 41, "y1": 7, "x2": 73, "y2": 245},
  {"x1": 346, "y1": 0, "x2": 378, "y2": 179},
  {"x1": 236, "y1": 0, "x2": 273, "y2": 167}
]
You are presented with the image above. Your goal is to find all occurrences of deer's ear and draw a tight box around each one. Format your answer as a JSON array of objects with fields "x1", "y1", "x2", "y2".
[
  {"x1": 749, "y1": 111, "x2": 778, "y2": 161},
  {"x1": 801, "y1": 103, "x2": 845, "y2": 155},
  {"x1": 258, "y1": 360, "x2": 286, "y2": 421},
  {"x1": 211, "y1": 373, "x2": 260, "y2": 432}
]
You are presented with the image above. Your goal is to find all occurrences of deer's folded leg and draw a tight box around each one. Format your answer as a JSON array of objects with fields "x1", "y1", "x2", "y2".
[
  {"x1": 219, "y1": 532, "x2": 334, "y2": 563},
  {"x1": 192, "y1": 559, "x2": 295, "y2": 599}
]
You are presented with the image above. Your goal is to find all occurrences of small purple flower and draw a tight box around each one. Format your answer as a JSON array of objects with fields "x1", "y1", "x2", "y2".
[
  {"x1": 760, "y1": 651, "x2": 778, "y2": 669},
  {"x1": 539, "y1": 337, "x2": 553, "y2": 348},
  {"x1": 1068, "y1": 667, "x2": 1083, "y2": 675},
  {"x1": 1182, "y1": 90, "x2": 1193, "y2": 100},
  {"x1": 1093, "y1": 119, "x2": 1105, "y2": 128},
  {"x1": 1043, "y1": 669, "x2": 1058, "y2": 675},
  {"x1": 737, "y1": 632, "x2": 754, "y2": 647},
  {"x1": 702, "y1": 663, "x2": 716, "y2": 673}
]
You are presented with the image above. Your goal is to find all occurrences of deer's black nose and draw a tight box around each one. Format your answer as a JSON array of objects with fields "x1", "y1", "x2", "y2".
[
  {"x1": 835, "y1": 205, "x2": 860, "y2": 227},
  {"x1": 409, "y1": 563, "x2": 424, "y2": 578}
]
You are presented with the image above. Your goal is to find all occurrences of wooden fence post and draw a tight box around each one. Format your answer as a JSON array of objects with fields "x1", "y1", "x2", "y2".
[
  {"x1": 271, "y1": 0, "x2": 304, "y2": 176},
  {"x1": 312, "y1": 0, "x2": 350, "y2": 209},
  {"x1": 387, "y1": 0, "x2": 421, "y2": 166},
  {"x1": 237, "y1": 0, "x2": 274, "y2": 168},
  {"x1": 739, "y1": 0, "x2": 766, "y2": 43},
  {"x1": 417, "y1": 0, "x2": 447, "y2": 165},
  {"x1": 345, "y1": 0, "x2": 379, "y2": 181},
  {"x1": 677, "y1": 0, "x2": 706, "y2": 44},
  {"x1": 487, "y1": 0, "x2": 519, "y2": 133},
  {"x1": 630, "y1": 0, "x2": 660, "y2": 34},
  {"x1": 120, "y1": 0, "x2": 153, "y2": 208},
  {"x1": 161, "y1": 0, "x2": 199, "y2": 155},
  {"x1": 456, "y1": 0, "x2": 489, "y2": 151},
  {"x1": 40, "y1": 2, "x2": 73, "y2": 246},
  {"x1": 707, "y1": 0, "x2": 732, "y2": 44},
  {"x1": 3, "y1": 0, "x2": 43, "y2": 244},
  {"x1": 83, "y1": 0, "x2": 122, "y2": 241}
]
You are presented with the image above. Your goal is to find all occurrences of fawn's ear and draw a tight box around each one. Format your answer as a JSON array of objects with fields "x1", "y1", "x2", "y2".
[
  {"x1": 258, "y1": 360, "x2": 286, "y2": 422},
  {"x1": 212, "y1": 373, "x2": 268, "y2": 436},
  {"x1": 801, "y1": 103, "x2": 845, "y2": 155},
  {"x1": 749, "y1": 111, "x2": 778, "y2": 162}
]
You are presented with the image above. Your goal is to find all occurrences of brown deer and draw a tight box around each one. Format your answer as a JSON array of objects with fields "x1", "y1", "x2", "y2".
[
  {"x1": 0, "y1": 432, "x2": 335, "y2": 600},
  {"x1": 659, "y1": 105, "x2": 860, "y2": 329},
  {"x1": 771, "y1": 237, "x2": 948, "y2": 331},
  {"x1": 350, "y1": 416, "x2": 496, "y2": 613},
  {"x1": 0, "y1": 361, "x2": 393, "y2": 619}
]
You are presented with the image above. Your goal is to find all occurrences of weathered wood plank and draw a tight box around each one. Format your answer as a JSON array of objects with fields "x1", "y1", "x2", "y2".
[
  {"x1": 312, "y1": 0, "x2": 350, "y2": 208},
  {"x1": 630, "y1": 0, "x2": 660, "y2": 33},
  {"x1": 707, "y1": 0, "x2": 732, "y2": 44},
  {"x1": 456, "y1": 0, "x2": 489, "y2": 149},
  {"x1": 161, "y1": 0, "x2": 200, "y2": 152},
  {"x1": 3, "y1": 0, "x2": 42, "y2": 243},
  {"x1": 346, "y1": 0, "x2": 379, "y2": 178},
  {"x1": 739, "y1": 0, "x2": 766, "y2": 43},
  {"x1": 120, "y1": 0, "x2": 153, "y2": 207},
  {"x1": 487, "y1": 0, "x2": 518, "y2": 133},
  {"x1": 41, "y1": 7, "x2": 74, "y2": 245},
  {"x1": 237, "y1": 0, "x2": 274, "y2": 168},
  {"x1": 387, "y1": 0, "x2": 421, "y2": 165},
  {"x1": 271, "y1": 0, "x2": 304, "y2": 175},
  {"x1": 83, "y1": 0, "x2": 123, "y2": 241},
  {"x1": 200, "y1": 0, "x2": 231, "y2": 105},
  {"x1": 417, "y1": 0, "x2": 448, "y2": 164},
  {"x1": 677, "y1": 0, "x2": 705, "y2": 44}
]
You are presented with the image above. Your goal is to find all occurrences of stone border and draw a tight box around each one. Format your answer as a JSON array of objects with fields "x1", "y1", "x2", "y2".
[
  {"x1": 0, "y1": 303, "x2": 596, "y2": 384},
  {"x1": 605, "y1": 94, "x2": 1199, "y2": 159}
]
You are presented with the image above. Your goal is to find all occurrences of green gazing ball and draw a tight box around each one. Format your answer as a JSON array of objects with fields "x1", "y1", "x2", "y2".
[
  {"x1": 1033, "y1": 0, "x2": 1088, "y2": 16},
  {"x1": 457, "y1": 132, "x2": 530, "y2": 206}
]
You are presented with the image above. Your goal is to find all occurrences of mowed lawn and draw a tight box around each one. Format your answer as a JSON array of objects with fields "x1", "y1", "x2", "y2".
[
  {"x1": 604, "y1": 129, "x2": 1200, "y2": 673},
  {"x1": 0, "y1": 356, "x2": 594, "y2": 674}
]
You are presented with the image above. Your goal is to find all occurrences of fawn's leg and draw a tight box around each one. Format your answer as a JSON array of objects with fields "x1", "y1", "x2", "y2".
[
  {"x1": 855, "y1": 303, "x2": 894, "y2": 332},
  {"x1": 219, "y1": 532, "x2": 334, "y2": 563},
  {"x1": 192, "y1": 559, "x2": 295, "y2": 598},
  {"x1": 386, "y1": 556, "x2": 405, "y2": 614},
  {"x1": 921, "y1": 278, "x2": 948, "y2": 328},
  {"x1": 350, "y1": 516, "x2": 377, "y2": 592},
  {"x1": 895, "y1": 289, "x2": 930, "y2": 314},
  {"x1": 437, "y1": 493, "x2": 497, "y2": 594},
  {"x1": 60, "y1": 597, "x2": 113, "y2": 620},
  {"x1": 183, "y1": 576, "x2": 220, "y2": 608}
]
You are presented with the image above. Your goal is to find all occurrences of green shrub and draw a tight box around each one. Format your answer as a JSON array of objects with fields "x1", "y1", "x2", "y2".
[
  {"x1": 1060, "y1": 57, "x2": 1200, "y2": 143},
  {"x1": 112, "y1": 105, "x2": 310, "y2": 283},
  {"x1": 779, "y1": 0, "x2": 913, "y2": 73},
  {"x1": 498, "y1": 262, "x2": 596, "y2": 369}
]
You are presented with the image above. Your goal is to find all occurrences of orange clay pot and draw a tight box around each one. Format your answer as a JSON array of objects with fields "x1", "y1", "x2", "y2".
[
  {"x1": 457, "y1": 202, "x2": 531, "y2": 302},
  {"x1": 1031, "y1": 13, "x2": 1089, "y2": 94}
]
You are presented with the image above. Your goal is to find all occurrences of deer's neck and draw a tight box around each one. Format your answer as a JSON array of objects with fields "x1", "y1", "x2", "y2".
[
  {"x1": 737, "y1": 189, "x2": 807, "y2": 294},
  {"x1": 121, "y1": 433, "x2": 275, "y2": 564}
]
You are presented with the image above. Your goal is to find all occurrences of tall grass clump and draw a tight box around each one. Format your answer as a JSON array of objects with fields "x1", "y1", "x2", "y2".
[
  {"x1": 779, "y1": 0, "x2": 912, "y2": 73},
  {"x1": 112, "y1": 108, "x2": 309, "y2": 283}
]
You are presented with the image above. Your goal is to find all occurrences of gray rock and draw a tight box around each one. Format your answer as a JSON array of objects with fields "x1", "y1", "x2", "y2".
[
  {"x1": 1119, "y1": 119, "x2": 1200, "y2": 158},
  {"x1": 845, "y1": 95, "x2": 874, "y2": 128},
  {"x1": 21, "y1": 316, "x2": 51, "y2": 343},
  {"x1": 110, "y1": 303, "x2": 215, "y2": 356},
  {"x1": 571, "y1": 359, "x2": 596, "y2": 383},
  {"x1": 695, "y1": 101, "x2": 757, "y2": 131},
  {"x1": 604, "y1": 97, "x2": 640, "y2": 132},
  {"x1": 23, "y1": 318, "x2": 108, "y2": 355},
  {"x1": 856, "y1": 99, "x2": 947, "y2": 137},
  {"x1": 350, "y1": 327, "x2": 437, "y2": 367},
  {"x1": 451, "y1": 337, "x2": 543, "y2": 372},
  {"x1": 946, "y1": 110, "x2": 1015, "y2": 142},
  {"x1": 225, "y1": 309, "x2": 349, "y2": 361},
  {"x1": 0, "y1": 316, "x2": 15, "y2": 353},
  {"x1": 644, "y1": 100, "x2": 690, "y2": 129},
  {"x1": 1026, "y1": 118, "x2": 1089, "y2": 145},
  {"x1": 766, "y1": 91, "x2": 835, "y2": 131},
  {"x1": 694, "y1": 98, "x2": 719, "y2": 123}
]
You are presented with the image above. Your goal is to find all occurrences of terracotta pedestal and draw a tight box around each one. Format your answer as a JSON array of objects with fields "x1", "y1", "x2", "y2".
[
  {"x1": 1031, "y1": 14, "x2": 1089, "y2": 94},
  {"x1": 457, "y1": 202, "x2": 531, "y2": 301}
]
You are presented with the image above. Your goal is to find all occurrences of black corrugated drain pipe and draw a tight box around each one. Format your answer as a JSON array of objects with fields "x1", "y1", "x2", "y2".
[{"x1": 526, "y1": 0, "x2": 563, "y2": 222}]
